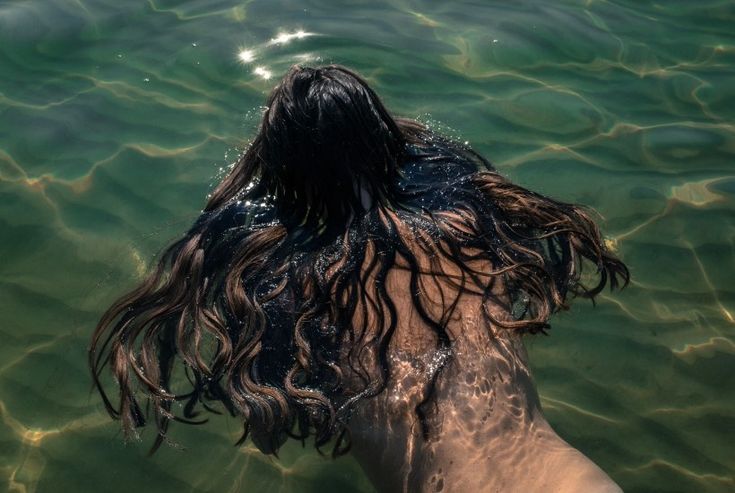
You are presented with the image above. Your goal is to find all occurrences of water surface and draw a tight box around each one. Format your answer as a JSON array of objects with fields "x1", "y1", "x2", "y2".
[{"x1": 1, "y1": 1, "x2": 734, "y2": 492}]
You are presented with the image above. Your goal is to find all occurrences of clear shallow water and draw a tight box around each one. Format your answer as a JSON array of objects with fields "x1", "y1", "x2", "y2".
[{"x1": 1, "y1": 0, "x2": 733, "y2": 491}]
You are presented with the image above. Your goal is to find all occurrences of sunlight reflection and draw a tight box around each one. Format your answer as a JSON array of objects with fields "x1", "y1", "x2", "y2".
[
  {"x1": 269, "y1": 30, "x2": 313, "y2": 45},
  {"x1": 237, "y1": 48, "x2": 256, "y2": 64},
  {"x1": 253, "y1": 66, "x2": 272, "y2": 80},
  {"x1": 235, "y1": 29, "x2": 318, "y2": 78}
]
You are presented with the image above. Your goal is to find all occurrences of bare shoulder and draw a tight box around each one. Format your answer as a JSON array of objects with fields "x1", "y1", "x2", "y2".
[{"x1": 378, "y1": 207, "x2": 510, "y2": 342}]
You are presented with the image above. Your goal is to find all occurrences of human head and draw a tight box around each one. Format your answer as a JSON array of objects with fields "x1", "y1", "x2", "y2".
[
  {"x1": 207, "y1": 65, "x2": 407, "y2": 230},
  {"x1": 90, "y1": 62, "x2": 629, "y2": 460}
]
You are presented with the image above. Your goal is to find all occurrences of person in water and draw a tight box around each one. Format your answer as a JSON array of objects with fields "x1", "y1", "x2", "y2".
[{"x1": 90, "y1": 65, "x2": 629, "y2": 492}]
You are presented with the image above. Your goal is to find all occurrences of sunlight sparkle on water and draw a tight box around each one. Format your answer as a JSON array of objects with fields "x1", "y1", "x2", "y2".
[
  {"x1": 254, "y1": 66, "x2": 272, "y2": 80},
  {"x1": 269, "y1": 30, "x2": 313, "y2": 45},
  {"x1": 238, "y1": 49, "x2": 256, "y2": 63}
]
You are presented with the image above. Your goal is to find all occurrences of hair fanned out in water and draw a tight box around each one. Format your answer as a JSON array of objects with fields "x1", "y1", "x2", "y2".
[{"x1": 89, "y1": 65, "x2": 629, "y2": 457}]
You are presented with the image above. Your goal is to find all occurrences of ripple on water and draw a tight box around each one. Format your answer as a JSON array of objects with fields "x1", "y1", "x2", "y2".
[{"x1": 0, "y1": 0, "x2": 734, "y2": 492}]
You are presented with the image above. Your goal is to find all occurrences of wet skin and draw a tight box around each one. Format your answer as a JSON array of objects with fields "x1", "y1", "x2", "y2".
[{"x1": 346, "y1": 211, "x2": 622, "y2": 493}]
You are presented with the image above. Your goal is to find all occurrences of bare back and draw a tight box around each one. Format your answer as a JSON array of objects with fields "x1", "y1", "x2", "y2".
[
  {"x1": 346, "y1": 211, "x2": 622, "y2": 493},
  {"x1": 89, "y1": 66, "x2": 629, "y2": 491}
]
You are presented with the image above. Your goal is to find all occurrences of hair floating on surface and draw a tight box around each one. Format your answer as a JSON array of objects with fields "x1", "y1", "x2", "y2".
[{"x1": 89, "y1": 65, "x2": 629, "y2": 457}]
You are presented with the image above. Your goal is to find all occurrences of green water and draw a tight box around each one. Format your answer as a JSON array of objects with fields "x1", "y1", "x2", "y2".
[{"x1": 1, "y1": 0, "x2": 733, "y2": 491}]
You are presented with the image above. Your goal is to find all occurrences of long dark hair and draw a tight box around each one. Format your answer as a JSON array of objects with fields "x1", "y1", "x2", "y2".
[{"x1": 89, "y1": 65, "x2": 629, "y2": 457}]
